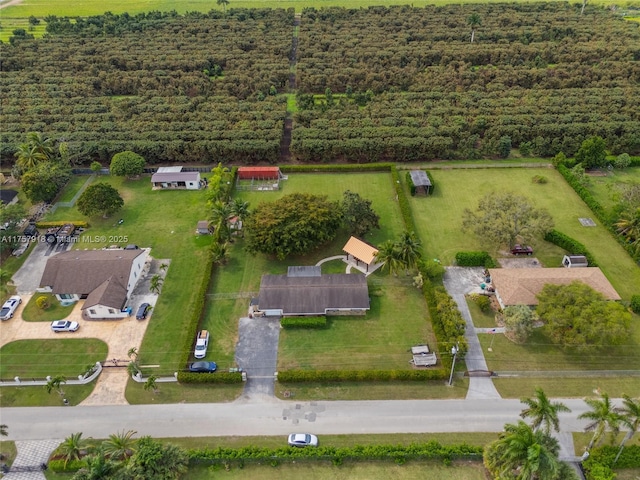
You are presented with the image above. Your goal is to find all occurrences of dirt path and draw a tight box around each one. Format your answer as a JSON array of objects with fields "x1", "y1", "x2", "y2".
[{"x1": 0, "y1": 0, "x2": 24, "y2": 10}]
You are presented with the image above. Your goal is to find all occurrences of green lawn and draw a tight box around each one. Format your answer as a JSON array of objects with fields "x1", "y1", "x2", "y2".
[
  {"x1": 44, "y1": 175, "x2": 213, "y2": 371},
  {"x1": 478, "y1": 323, "x2": 640, "y2": 372},
  {"x1": 585, "y1": 167, "x2": 640, "y2": 214},
  {"x1": 406, "y1": 168, "x2": 640, "y2": 299},
  {"x1": 125, "y1": 379, "x2": 243, "y2": 404},
  {"x1": 0, "y1": 339, "x2": 108, "y2": 378},
  {"x1": 465, "y1": 297, "x2": 497, "y2": 328},
  {"x1": 56, "y1": 175, "x2": 91, "y2": 204},
  {"x1": 493, "y1": 377, "x2": 640, "y2": 399},
  {"x1": 278, "y1": 275, "x2": 436, "y2": 371},
  {"x1": 275, "y1": 378, "x2": 469, "y2": 401},
  {"x1": 21, "y1": 293, "x2": 75, "y2": 322},
  {"x1": 0, "y1": 383, "x2": 96, "y2": 407}
]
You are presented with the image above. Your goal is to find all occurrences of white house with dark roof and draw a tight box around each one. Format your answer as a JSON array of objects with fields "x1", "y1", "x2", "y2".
[
  {"x1": 38, "y1": 249, "x2": 148, "y2": 319},
  {"x1": 151, "y1": 166, "x2": 202, "y2": 190}
]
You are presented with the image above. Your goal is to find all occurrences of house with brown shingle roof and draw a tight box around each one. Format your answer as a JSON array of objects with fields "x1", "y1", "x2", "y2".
[
  {"x1": 38, "y1": 249, "x2": 148, "y2": 319},
  {"x1": 489, "y1": 267, "x2": 620, "y2": 308}
]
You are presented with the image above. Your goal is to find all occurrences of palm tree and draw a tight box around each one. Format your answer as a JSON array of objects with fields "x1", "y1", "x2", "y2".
[
  {"x1": 127, "y1": 347, "x2": 138, "y2": 361},
  {"x1": 396, "y1": 231, "x2": 422, "y2": 274},
  {"x1": 45, "y1": 375, "x2": 67, "y2": 397},
  {"x1": 149, "y1": 274, "x2": 163, "y2": 294},
  {"x1": 14, "y1": 143, "x2": 47, "y2": 170},
  {"x1": 58, "y1": 432, "x2": 86, "y2": 467},
  {"x1": 579, "y1": 392, "x2": 623, "y2": 450},
  {"x1": 217, "y1": 0, "x2": 230, "y2": 14},
  {"x1": 127, "y1": 361, "x2": 140, "y2": 378},
  {"x1": 26, "y1": 131, "x2": 55, "y2": 160},
  {"x1": 143, "y1": 375, "x2": 158, "y2": 394},
  {"x1": 520, "y1": 387, "x2": 571, "y2": 435},
  {"x1": 72, "y1": 447, "x2": 121, "y2": 480},
  {"x1": 229, "y1": 199, "x2": 250, "y2": 222},
  {"x1": 211, "y1": 241, "x2": 229, "y2": 265},
  {"x1": 102, "y1": 430, "x2": 137, "y2": 461},
  {"x1": 375, "y1": 240, "x2": 403, "y2": 276},
  {"x1": 614, "y1": 207, "x2": 640, "y2": 255},
  {"x1": 614, "y1": 395, "x2": 640, "y2": 463},
  {"x1": 484, "y1": 420, "x2": 561, "y2": 480},
  {"x1": 467, "y1": 13, "x2": 481, "y2": 43},
  {"x1": 210, "y1": 200, "x2": 233, "y2": 243}
]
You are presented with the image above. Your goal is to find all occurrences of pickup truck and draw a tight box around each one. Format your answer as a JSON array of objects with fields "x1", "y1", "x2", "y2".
[
  {"x1": 194, "y1": 330, "x2": 210, "y2": 359},
  {"x1": 511, "y1": 244, "x2": 533, "y2": 255}
]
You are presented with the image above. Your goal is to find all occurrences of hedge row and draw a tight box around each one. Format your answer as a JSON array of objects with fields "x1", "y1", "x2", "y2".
[
  {"x1": 277, "y1": 368, "x2": 447, "y2": 383},
  {"x1": 177, "y1": 371, "x2": 243, "y2": 384},
  {"x1": 188, "y1": 441, "x2": 483, "y2": 467},
  {"x1": 48, "y1": 459, "x2": 86, "y2": 473},
  {"x1": 631, "y1": 295, "x2": 640, "y2": 314},
  {"x1": 281, "y1": 316, "x2": 327, "y2": 329},
  {"x1": 543, "y1": 229, "x2": 598, "y2": 267},
  {"x1": 280, "y1": 163, "x2": 393, "y2": 173},
  {"x1": 584, "y1": 445, "x2": 640, "y2": 480},
  {"x1": 455, "y1": 251, "x2": 496, "y2": 267},
  {"x1": 391, "y1": 165, "x2": 418, "y2": 234},
  {"x1": 557, "y1": 164, "x2": 606, "y2": 220},
  {"x1": 35, "y1": 221, "x2": 89, "y2": 228}
]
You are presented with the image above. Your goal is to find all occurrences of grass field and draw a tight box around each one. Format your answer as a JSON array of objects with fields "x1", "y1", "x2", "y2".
[
  {"x1": 0, "y1": 338, "x2": 107, "y2": 378},
  {"x1": 44, "y1": 175, "x2": 213, "y2": 371},
  {"x1": 493, "y1": 376, "x2": 640, "y2": 399},
  {"x1": 405, "y1": 167, "x2": 640, "y2": 299},
  {"x1": 55, "y1": 175, "x2": 90, "y2": 204},
  {"x1": 585, "y1": 167, "x2": 640, "y2": 214}
]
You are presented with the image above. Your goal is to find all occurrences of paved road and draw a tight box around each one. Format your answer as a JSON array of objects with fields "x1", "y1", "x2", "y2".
[{"x1": 2, "y1": 398, "x2": 593, "y2": 442}]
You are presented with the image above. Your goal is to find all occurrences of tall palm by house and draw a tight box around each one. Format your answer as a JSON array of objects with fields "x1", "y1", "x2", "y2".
[
  {"x1": 14, "y1": 143, "x2": 47, "y2": 170},
  {"x1": 615, "y1": 395, "x2": 640, "y2": 463},
  {"x1": 579, "y1": 392, "x2": 623, "y2": 450},
  {"x1": 520, "y1": 387, "x2": 571, "y2": 435},
  {"x1": 44, "y1": 375, "x2": 66, "y2": 397},
  {"x1": 484, "y1": 420, "x2": 561, "y2": 480},
  {"x1": 210, "y1": 200, "x2": 233, "y2": 243}
]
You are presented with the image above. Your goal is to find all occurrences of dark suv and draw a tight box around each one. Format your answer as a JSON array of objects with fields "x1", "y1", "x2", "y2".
[{"x1": 136, "y1": 303, "x2": 151, "y2": 320}]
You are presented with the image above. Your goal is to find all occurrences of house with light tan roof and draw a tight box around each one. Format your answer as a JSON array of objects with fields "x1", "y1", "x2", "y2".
[
  {"x1": 489, "y1": 267, "x2": 620, "y2": 308},
  {"x1": 343, "y1": 236, "x2": 379, "y2": 274}
]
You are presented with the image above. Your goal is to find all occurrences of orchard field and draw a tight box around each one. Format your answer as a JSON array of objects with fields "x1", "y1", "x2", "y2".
[{"x1": 1, "y1": 3, "x2": 639, "y2": 165}]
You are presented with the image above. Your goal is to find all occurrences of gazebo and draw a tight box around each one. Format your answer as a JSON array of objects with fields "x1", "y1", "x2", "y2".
[
  {"x1": 409, "y1": 170, "x2": 433, "y2": 195},
  {"x1": 342, "y1": 236, "x2": 379, "y2": 273}
]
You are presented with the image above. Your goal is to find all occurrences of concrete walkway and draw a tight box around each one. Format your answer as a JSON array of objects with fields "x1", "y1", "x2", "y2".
[
  {"x1": 2, "y1": 439, "x2": 62, "y2": 480},
  {"x1": 443, "y1": 267, "x2": 501, "y2": 400}
]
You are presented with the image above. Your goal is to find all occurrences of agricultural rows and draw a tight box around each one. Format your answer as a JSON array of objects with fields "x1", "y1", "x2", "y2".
[{"x1": 1, "y1": 4, "x2": 640, "y2": 164}]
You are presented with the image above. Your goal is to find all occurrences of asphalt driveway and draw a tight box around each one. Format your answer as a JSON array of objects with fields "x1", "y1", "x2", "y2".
[{"x1": 235, "y1": 316, "x2": 281, "y2": 400}]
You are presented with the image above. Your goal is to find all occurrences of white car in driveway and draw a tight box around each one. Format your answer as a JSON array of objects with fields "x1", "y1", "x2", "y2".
[
  {"x1": 0, "y1": 296, "x2": 21, "y2": 321},
  {"x1": 51, "y1": 320, "x2": 79, "y2": 332},
  {"x1": 194, "y1": 330, "x2": 210, "y2": 359}
]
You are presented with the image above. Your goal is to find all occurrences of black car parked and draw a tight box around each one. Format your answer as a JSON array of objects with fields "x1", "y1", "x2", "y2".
[{"x1": 136, "y1": 303, "x2": 151, "y2": 320}]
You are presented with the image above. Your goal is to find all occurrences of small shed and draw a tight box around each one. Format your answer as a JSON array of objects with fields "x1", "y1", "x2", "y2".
[
  {"x1": 409, "y1": 170, "x2": 433, "y2": 196},
  {"x1": 562, "y1": 255, "x2": 588, "y2": 268},
  {"x1": 196, "y1": 221, "x2": 211, "y2": 235},
  {"x1": 343, "y1": 236, "x2": 379, "y2": 273},
  {"x1": 151, "y1": 167, "x2": 202, "y2": 190}
]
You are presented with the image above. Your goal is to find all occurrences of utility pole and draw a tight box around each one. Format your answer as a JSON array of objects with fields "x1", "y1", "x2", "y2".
[{"x1": 448, "y1": 344, "x2": 459, "y2": 386}]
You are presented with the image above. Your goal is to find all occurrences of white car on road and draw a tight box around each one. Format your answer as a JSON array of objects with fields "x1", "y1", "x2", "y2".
[{"x1": 0, "y1": 295, "x2": 21, "y2": 321}]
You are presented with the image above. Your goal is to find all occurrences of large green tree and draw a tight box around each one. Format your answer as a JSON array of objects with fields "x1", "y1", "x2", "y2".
[
  {"x1": 0, "y1": 203, "x2": 27, "y2": 254},
  {"x1": 579, "y1": 392, "x2": 623, "y2": 450},
  {"x1": 121, "y1": 436, "x2": 187, "y2": 480},
  {"x1": 244, "y1": 193, "x2": 342, "y2": 260},
  {"x1": 536, "y1": 282, "x2": 630, "y2": 350},
  {"x1": 483, "y1": 420, "x2": 564, "y2": 480},
  {"x1": 502, "y1": 305, "x2": 535, "y2": 344},
  {"x1": 520, "y1": 388, "x2": 571, "y2": 435},
  {"x1": 462, "y1": 192, "x2": 554, "y2": 250},
  {"x1": 341, "y1": 190, "x2": 380, "y2": 237},
  {"x1": 575, "y1": 136, "x2": 607, "y2": 169},
  {"x1": 21, "y1": 162, "x2": 71, "y2": 203},
  {"x1": 110, "y1": 151, "x2": 146, "y2": 178},
  {"x1": 77, "y1": 183, "x2": 124, "y2": 218}
]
